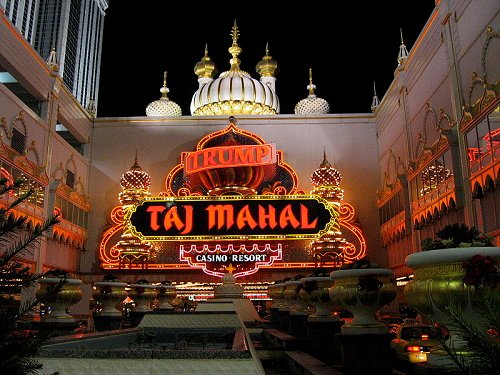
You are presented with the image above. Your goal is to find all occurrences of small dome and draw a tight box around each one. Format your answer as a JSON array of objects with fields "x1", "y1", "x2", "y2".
[
  {"x1": 294, "y1": 68, "x2": 330, "y2": 115},
  {"x1": 146, "y1": 71, "x2": 182, "y2": 117},
  {"x1": 256, "y1": 43, "x2": 278, "y2": 77},
  {"x1": 194, "y1": 44, "x2": 217, "y2": 79},
  {"x1": 311, "y1": 152, "x2": 342, "y2": 187},
  {"x1": 120, "y1": 157, "x2": 152, "y2": 190},
  {"x1": 190, "y1": 21, "x2": 279, "y2": 116}
]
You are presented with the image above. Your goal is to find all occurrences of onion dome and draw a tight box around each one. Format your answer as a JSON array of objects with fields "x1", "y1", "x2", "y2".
[
  {"x1": 256, "y1": 43, "x2": 278, "y2": 78},
  {"x1": 311, "y1": 151, "x2": 342, "y2": 187},
  {"x1": 294, "y1": 68, "x2": 330, "y2": 114},
  {"x1": 146, "y1": 71, "x2": 182, "y2": 117},
  {"x1": 194, "y1": 44, "x2": 217, "y2": 81},
  {"x1": 190, "y1": 21, "x2": 279, "y2": 116},
  {"x1": 120, "y1": 155, "x2": 152, "y2": 191}
]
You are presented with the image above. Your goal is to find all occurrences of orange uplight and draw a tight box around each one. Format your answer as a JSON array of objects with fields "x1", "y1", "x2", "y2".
[{"x1": 405, "y1": 346, "x2": 422, "y2": 352}]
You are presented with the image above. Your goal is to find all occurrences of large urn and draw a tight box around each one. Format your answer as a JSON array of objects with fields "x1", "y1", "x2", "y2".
[
  {"x1": 129, "y1": 283, "x2": 157, "y2": 312},
  {"x1": 404, "y1": 247, "x2": 500, "y2": 338},
  {"x1": 93, "y1": 280, "x2": 128, "y2": 316},
  {"x1": 284, "y1": 280, "x2": 309, "y2": 315},
  {"x1": 268, "y1": 283, "x2": 286, "y2": 310},
  {"x1": 329, "y1": 268, "x2": 396, "y2": 333},
  {"x1": 299, "y1": 276, "x2": 336, "y2": 320},
  {"x1": 155, "y1": 284, "x2": 177, "y2": 310},
  {"x1": 36, "y1": 277, "x2": 83, "y2": 322}
]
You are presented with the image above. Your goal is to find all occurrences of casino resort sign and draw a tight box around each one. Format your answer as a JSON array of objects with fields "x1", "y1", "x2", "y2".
[
  {"x1": 127, "y1": 195, "x2": 334, "y2": 241},
  {"x1": 100, "y1": 119, "x2": 348, "y2": 277}
]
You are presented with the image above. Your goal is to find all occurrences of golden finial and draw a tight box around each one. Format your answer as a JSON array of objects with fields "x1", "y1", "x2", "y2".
[
  {"x1": 228, "y1": 20, "x2": 242, "y2": 70},
  {"x1": 256, "y1": 42, "x2": 278, "y2": 77},
  {"x1": 321, "y1": 148, "x2": 331, "y2": 168},
  {"x1": 194, "y1": 44, "x2": 217, "y2": 79},
  {"x1": 160, "y1": 71, "x2": 169, "y2": 98},
  {"x1": 307, "y1": 68, "x2": 316, "y2": 96}
]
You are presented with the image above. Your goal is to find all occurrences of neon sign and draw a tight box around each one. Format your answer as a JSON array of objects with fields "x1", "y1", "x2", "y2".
[
  {"x1": 180, "y1": 243, "x2": 283, "y2": 278},
  {"x1": 184, "y1": 143, "x2": 276, "y2": 175},
  {"x1": 127, "y1": 195, "x2": 336, "y2": 241}
]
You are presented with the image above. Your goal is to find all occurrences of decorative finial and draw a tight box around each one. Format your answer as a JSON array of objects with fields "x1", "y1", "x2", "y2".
[
  {"x1": 228, "y1": 20, "x2": 242, "y2": 70},
  {"x1": 321, "y1": 148, "x2": 332, "y2": 168},
  {"x1": 47, "y1": 47, "x2": 59, "y2": 71},
  {"x1": 194, "y1": 44, "x2": 217, "y2": 79},
  {"x1": 86, "y1": 98, "x2": 96, "y2": 117},
  {"x1": 256, "y1": 42, "x2": 278, "y2": 77},
  {"x1": 160, "y1": 71, "x2": 169, "y2": 98},
  {"x1": 398, "y1": 28, "x2": 409, "y2": 66},
  {"x1": 371, "y1": 81, "x2": 380, "y2": 112},
  {"x1": 131, "y1": 151, "x2": 142, "y2": 171},
  {"x1": 307, "y1": 68, "x2": 316, "y2": 96},
  {"x1": 229, "y1": 116, "x2": 237, "y2": 126}
]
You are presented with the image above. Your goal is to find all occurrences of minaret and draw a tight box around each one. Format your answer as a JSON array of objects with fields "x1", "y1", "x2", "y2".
[
  {"x1": 397, "y1": 28, "x2": 409, "y2": 67},
  {"x1": 371, "y1": 81, "x2": 380, "y2": 112},
  {"x1": 256, "y1": 42, "x2": 278, "y2": 92},
  {"x1": 194, "y1": 44, "x2": 217, "y2": 87},
  {"x1": 115, "y1": 155, "x2": 153, "y2": 269},
  {"x1": 310, "y1": 151, "x2": 347, "y2": 268}
]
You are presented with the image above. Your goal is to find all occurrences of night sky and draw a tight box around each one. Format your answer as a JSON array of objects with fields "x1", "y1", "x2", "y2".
[{"x1": 97, "y1": 2, "x2": 436, "y2": 117}]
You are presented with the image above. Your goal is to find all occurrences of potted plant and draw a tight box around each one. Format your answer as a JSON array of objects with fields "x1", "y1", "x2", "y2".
[
  {"x1": 329, "y1": 257, "x2": 396, "y2": 333},
  {"x1": 93, "y1": 274, "x2": 127, "y2": 316},
  {"x1": 36, "y1": 269, "x2": 82, "y2": 322},
  {"x1": 299, "y1": 269, "x2": 336, "y2": 320},
  {"x1": 404, "y1": 224, "x2": 500, "y2": 349}
]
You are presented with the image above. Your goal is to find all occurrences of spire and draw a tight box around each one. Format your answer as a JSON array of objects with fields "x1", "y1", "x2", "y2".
[
  {"x1": 256, "y1": 42, "x2": 278, "y2": 77},
  {"x1": 397, "y1": 28, "x2": 409, "y2": 66},
  {"x1": 371, "y1": 81, "x2": 380, "y2": 112},
  {"x1": 160, "y1": 71, "x2": 169, "y2": 98},
  {"x1": 131, "y1": 151, "x2": 142, "y2": 171},
  {"x1": 307, "y1": 68, "x2": 317, "y2": 96},
  {"x1": 194, "y1": 44, "x2": 217, "y2": 79},
  {"x1": 228, "y1": 20, "x2": 242, "y2": 70},
  {"x1": 47, "y1": 47, "x2": 59, "y2": 71},
  {"x1": 321, "y1": 148, "x2": 332, "y2": 168}
]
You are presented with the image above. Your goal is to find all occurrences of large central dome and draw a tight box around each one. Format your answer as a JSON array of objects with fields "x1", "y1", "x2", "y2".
[{"x1": 190, "y1": 21, "x2": 279, "y2": 116}]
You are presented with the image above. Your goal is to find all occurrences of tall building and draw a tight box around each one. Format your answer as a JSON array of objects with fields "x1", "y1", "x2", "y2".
[{"x1": 1, "y1": 0, "x2": 108, "y2": 112}]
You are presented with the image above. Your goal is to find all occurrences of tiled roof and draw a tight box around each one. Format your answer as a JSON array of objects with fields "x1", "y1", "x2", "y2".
[
  {"x1": 138, "y1": 313, "x2": 242, "y2": 329},
  {"x1": 196, "y1": 302, "x2": 236, "y2": 312},
  {"x1": 36, "y1": 358, "x2": 263, "y2": 374}
]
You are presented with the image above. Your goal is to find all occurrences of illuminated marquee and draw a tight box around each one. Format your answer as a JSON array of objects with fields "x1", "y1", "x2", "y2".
[
  {"x1": 127, "y1": 195, "x2": 335, "y2": 241},
  {"x1": 184, "y1": 143, "x2": 276, "y2": 175},
  {"x1": 180, "y1": 243, "x2": 283, "y2": 278}
]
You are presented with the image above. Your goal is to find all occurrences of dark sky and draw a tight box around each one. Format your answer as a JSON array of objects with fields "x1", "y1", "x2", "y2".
[{"x1": 97, "y1": 2, "x2": 436, "y2": 117}]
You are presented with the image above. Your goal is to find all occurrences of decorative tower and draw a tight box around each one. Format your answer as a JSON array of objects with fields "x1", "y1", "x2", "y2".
[
  {"x1": 294, "y1": 68, "x2": 330, "y2": 114},
  {"x1": 194, "y1": 44, "x2": 218, "y2": 87},
  {"x1": 115, "y1": 155, "x2": 153, "y2": 269},
  {"x1": 145, "y1": 71, "x2": 182, "y2": 116},
  {"x1": 397, "y1": 28, "x2": 409, "y2": 68},
  {"x1": 371, "y1": 81, "x2": 380, "y2": 112},
  {"x1": 310, "y1": 151, "x2": 347, "y2": 267},
  {"x1": 256, "y1": 43, "x2": 278, "y2": 92}
]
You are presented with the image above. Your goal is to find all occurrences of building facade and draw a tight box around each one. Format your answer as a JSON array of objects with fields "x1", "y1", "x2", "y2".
[{"x1": 0, "y1": 1, "x2": 498, "y2": 305}]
